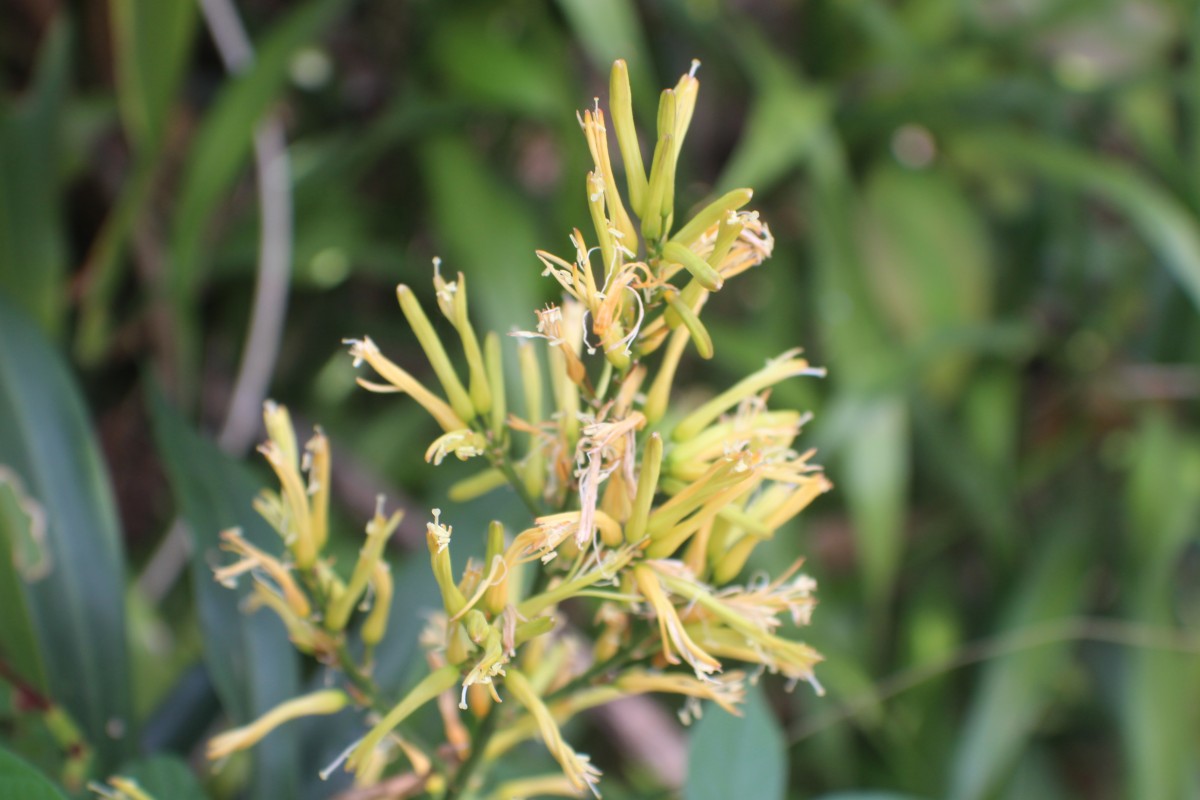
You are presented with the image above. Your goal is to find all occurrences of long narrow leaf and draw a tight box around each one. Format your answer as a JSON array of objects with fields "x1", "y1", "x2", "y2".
[
  {"x1": 0, "y1": 299, "x2": 133, "y2": 770},
  {"x1": 147, "y1": 385, "x2": 301, "y2": 799}
]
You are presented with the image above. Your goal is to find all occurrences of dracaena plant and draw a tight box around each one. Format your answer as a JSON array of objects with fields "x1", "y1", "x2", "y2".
[{"x1": 205, "y1": 59, "x2": 831, "y2": 799}]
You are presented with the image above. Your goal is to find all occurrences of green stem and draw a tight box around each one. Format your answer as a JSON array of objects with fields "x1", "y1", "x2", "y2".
[{"x1": 443, "y1": 701, "x2": 501, "y2": 800}]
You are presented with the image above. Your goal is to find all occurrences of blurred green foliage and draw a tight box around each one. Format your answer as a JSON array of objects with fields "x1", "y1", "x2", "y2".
[{"x1": 2, "y1": 0, "x2": 1199, "y2": 798}]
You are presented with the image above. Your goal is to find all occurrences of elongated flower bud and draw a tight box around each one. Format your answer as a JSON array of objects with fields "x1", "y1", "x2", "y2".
[
  {"x1": 669, "y1": 188, "x2": 752, "y2": 249},
  {"x1": 208, "y1": 690, "x2": 348, "y2": 761},
  {"x1": 610, "y1": 60, "x2": 647, "y2": 216},
  {"x1": 396, "y1": 284, "x2": 475, "y2": 422}
]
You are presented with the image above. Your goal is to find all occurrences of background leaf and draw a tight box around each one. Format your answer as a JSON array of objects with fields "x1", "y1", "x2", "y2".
[
  {"x1": 148, "y1": 385, "x2": 301, "y2": 799},
  {"x1": 0, "y1": 298, "x2": 133, "y2": 771},
  {"x1": 0, "y1": 747, "x2": 67, "y2": 800},
  {"x1": 109, "y1": 0, "x2": 197, "y2": 154},
  {"x1": 0, "y1": 18, "x2": 70, "y2": 337},
  {"x1": 685, "y1": 685, "x2": 787, "y2": 800}
]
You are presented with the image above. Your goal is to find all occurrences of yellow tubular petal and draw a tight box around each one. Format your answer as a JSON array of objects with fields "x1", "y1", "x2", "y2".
[
  {"x1": 427, "y1": 522, "x2": 468, "y2": 618},
  {"x1": 643, "y1": 325, "x2": 691, "y2": 425},
  {"x1": 672, "y1": 356, "x2": 826, "y2": 442},
  {"x1": 207, "y1": 690, "x2": 348, "y2": 761},
  {"x1": 396, "y1": 285, "x2": 476, "y2": 422},
  {"x1": 668, "y1": 188, "x2": 753, "y2": 249},
  {"x1": 452, "y1": 273, "x2": 493, "y2": 416},
  {"x1": 662, "y1": 287, "x2": 713, "y2": 359},
  {"x1": 348, "y1": 337, "x2": 466, "y2": 432},
  {"x1": 633, "y1": 564, "x2": 721, "y2": 676},
  {"x1": 484, "y1": 331, "x2": 507, "y2": 436},
  {"x1": 610, "y1": 60, "x2": 648, "y2": 216},
  {"x1": 517, "y1": 342, "x2": 546, "y2": 500},
  {"x1": 346, "y1": 666, "x2": 460, "y2": 774},
  {"x1": 625, "y1": 433, "x2": 662, "y2": 543},
  {"x1": 760, "y1": 474, "x2": 834, "y2": 531},
  {"x1": 646, "y1": 472, "x2": 761, "y2": 558},
  {"x1": 258, "y1": 442, "x2": 316, "y2": 568},
  {"x1": 362, "y1": 561, "x2": 393, "y2": 647}
]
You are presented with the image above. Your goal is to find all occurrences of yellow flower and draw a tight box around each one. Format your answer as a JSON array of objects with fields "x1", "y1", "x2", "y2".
[{"x1": 207, "y1": 690, "x2": 348, "y2": 761}]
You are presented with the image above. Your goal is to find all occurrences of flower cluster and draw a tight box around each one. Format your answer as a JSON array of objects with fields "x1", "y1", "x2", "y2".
[{"x1": 208, "y1": 59, "x2": 831, "y2": 798}]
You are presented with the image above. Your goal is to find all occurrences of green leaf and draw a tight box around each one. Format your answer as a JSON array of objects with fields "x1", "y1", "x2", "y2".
[
  {"x1": 950, "y1": 129, "x2": 1200, "y2": 316},
  {"x1": 813, "y1": 794, "x2": 929, "y2": 800},
  {"x1": 0, "y1": 17, "x2": 71, "y2": 337},
  {"x1": 685, "y1": 685, "x2": 787, "y2": 800},
  {"x1": 948, "y1": 526, "x2": 1088, "y2": 800},
  {"x1": 110, "y1": 0, "x2": 197, "y2": 153},
  {"x1": 147, "y1": 384, "x2": 301, "y2": 799},
  {"x1": 0, "y1": 746, "x2": 67, "y2": 800},
  {"x1": 0, "y1": 474, "x2": 51, "y2": 694},
  {"x1": 0, "y1": 298, "x2": 134, "y2": 770},
  {"x1": 116, "y1": 755, "x2": 207, "y2": 800}
]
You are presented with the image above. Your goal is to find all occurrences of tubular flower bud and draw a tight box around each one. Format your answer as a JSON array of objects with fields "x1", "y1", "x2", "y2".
[
  {"x1": 484, "y1": 331, "x2": 507, "y2": 435},
  {"x1": 257, "y1": 408, "x2": 318, "y2": 568},
  {"x1": 671, "y1": 59, "x2": 701, "y2": 159},
  {"x1": 326, "y1": 497, "x2": 402, "y2": 631},
  {"x1": 447, "y1": 271, "x2": 493, "y2": 415},
  {"x1": 609, "y1": 59, "x2": 648, "y2": 215},
  {"x1": 304, "y1": 430, "x2": 331, "y2": 551},
  {"x1": 396, "y1": 284, "x2": 475, "y2": 422},
  {"x1": 361, "y1": 561, "x2": 393, "y2": 647},
  {"x1": 214, "y1": 529, "x2": 310, "y2": 618},
  {"x1": 579, "y1": 106, "x2": 638, "y2": 247},
  {"x1": 207, "y1": 690, "x2": 348, "y2": 761},
  {"x1": 625, "y1": 433, "x2": 662, "y2": 543},
  {"x1": 427, "y1": 509, "x2": 467, "y2": 617}
]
